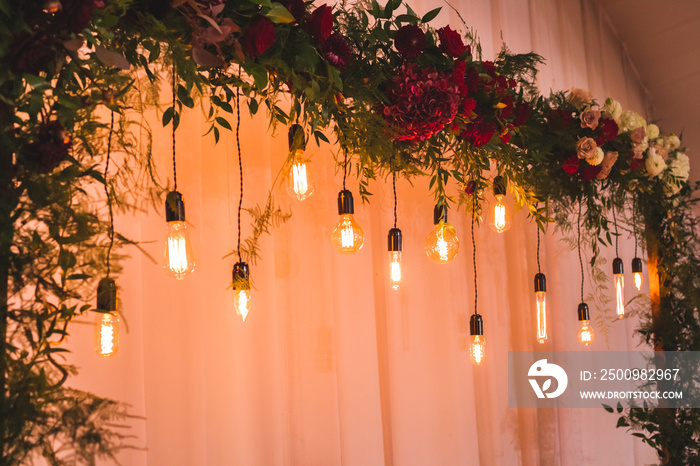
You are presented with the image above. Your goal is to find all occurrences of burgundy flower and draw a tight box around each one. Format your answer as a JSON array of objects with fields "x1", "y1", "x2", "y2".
[
  {"x1": 548, "y1": 108, "x2": 573, "y2": 129},
  {"x1": 23, "y1": 121, "x2": 72, "y2": 173},
  {"x1": 465, "y1": 67, "x2": 479, "y2": 93},
  {"x1": 462, "y1": 98, "x2": 476, "y2": 116},
  {"x1": 394, "y1": 25, "x2": 425, "y2": 59},
  {"x1": 562, "y1": 153, "x2": 580, "y2": 174},
  {"x1": 500, "y1": 125, "x2": 512, "y2": 143},
  {"x1": 465, "y1": 180, "x2": 477, "y2": 195},
  {"x1": 242, "y1": 16, "x2": 276, "y2": 59},
  {"x1": 380, "y1": 63, "x2": 461, "y2": 142},
  {"x1": 63, "y1": 0, "x2": 97, "y2": 33},
  {"x1": 323, "y1": 33, "x2": 351, "y2": 70},
  {"x1": 630, "y1": 155, "x2": 645, "y2": 171},
  {"x1": 580, "y1": 164, "x2": 602, "y2": 181},
  {"x1": 513, "y1": 103, "x2": 530, "y2": 127},
  {"x1": 461, "y1": 118, "x2": 496, "y2": 147},
  {"x1": 307, "y1": 4, "x2": 333, "y2": 44},
  {"x1": 437, "y1": 25, "x2": 469, "y2": 58},
  {"x1": 481, "y1": 61, "x2": 496, "y2": 76},
  {"x1": 280, "y1": 0, "x2": 305, "y2": 23},
  {"x1": 599, "y1": 118, "x2": 618, "y2": 142},
  {"x1": 13, "y1": 33, "x2": 56, "y2": 75},
  {"x1": 498, "y1": 94, "x2": 514, "y2": 119}
]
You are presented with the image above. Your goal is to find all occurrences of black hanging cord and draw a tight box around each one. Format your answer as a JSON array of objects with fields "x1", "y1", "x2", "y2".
[
  {"x1": 633, "y1": 200, "x2": 638, "y2": 256},
  {"x1": 578, "y1": 201, "x2": 584, "y2": 302},
  {"x1": 104, "y1": 111, "x2": 115, "y2": 277},
  {"x1": 472, "y1": 194, "x2": 477, "y2": 315},
  {"x1": 172, "y1": 64, "x2": 177, "y2": 191},
  {"x1": 612, "y1": 202, "x2": 619, "y2": 258},
  {"x1": 536, "y1": 226, "x2": 541, "y2": 274},
  {"x1": 392, "y1": 172, "x2": 397, "y2": 229},
  {"x1": 236, "y1": 69, "x2": 243, "y2": 262},
  {"x1": 342, "y1": 150, "x2": 348, "y2": 191}
]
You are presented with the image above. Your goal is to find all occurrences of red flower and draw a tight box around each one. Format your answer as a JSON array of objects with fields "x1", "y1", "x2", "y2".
[
  {"x1": 481, "y1": 61, "x2": 496, "y2": 75},
  {"x1": 307, "y1": 4, "x2": 333, "y2": 44},
  {"x1": 394, "y1": 25, "x2": 425, "y2": 59},
  {"x1": 242, "y1": 16, "x2": 276, "y2": 58},
  {"x1": 548, "y1": 108, "x2": 573, "y2": 129},
  {"x1": 380, "y1": 63, "x2": 461, "y2": 142},
  {"x1": 513, "y1": 103, "x2": 530, "y2": 127},
  {"x1": 461, "y1": 118, "x2": 496, "y2": 147},
  {"x1": 465, "y1": 67, "x2": 479, "y2": 93},
  {"x1": 462, "y1": 98, "x2": 476, "y2": 115},
  {"x1": 323, "y1": 33, "x2": 351, "y2": 70},
  {"x1": 599, "y1": 118, "x2": 619, "y2": 142},
  {"x1": 23, "y1": 121, "x2": 72, "y2": 173},
  {"x1": 465, "y1": 180, "x2": 477, "y2": 195},
  {"x1": 437, "y1": 26, "x2": 469, "y2": 58},
  {"x1": 498, "y1": 94, "x2": 514, "y2": 119},
  {"x1": 562, "y1": 154, "x2": 579, "y2": 174},
  {"x1": 629, "y1": 153, "x2": 645, "y2": 171},
  {"x1": 280, "y1": 0, "x2": 306, "y2": 23},
  {"x1": 580, "y1": 164, "x2": 602, "y2": 181},
  {"x1": 452, "y1": 60, "x2": 469, "y2": 95}
]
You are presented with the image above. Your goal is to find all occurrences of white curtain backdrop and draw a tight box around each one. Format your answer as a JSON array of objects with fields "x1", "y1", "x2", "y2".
[{"x1": 63, "y1": 0, "x2": 659, "y2": 464}]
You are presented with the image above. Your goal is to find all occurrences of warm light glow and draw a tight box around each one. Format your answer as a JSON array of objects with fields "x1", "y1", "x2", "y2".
[
  {"x1": 331, "y1": 214, "x2": 365, "y2": 254},
  {"x1": 389, "y1": 251, "x2": 402, "y2": 290},
  {"x1": 489, "y1": 195, "x2": 511, "y2": 233},
  {"x1": 163, "y1": 221, "x2": 195, "y2": 279},
  {"x1": 424, "y1": 223, "x2": 459, "y2": 263},
  {"x1": 95, "y1": 312, "x2": 119, "y2": 358},
  {"x1": 470, "y1": 335, "x2": 485, "y2": 365},
  {"x1": 614, "y1": 273, "x2": 625, "y2": 319},
  {"x1": 634, "y1": 272, "x2": 643, "y2": 291},
  {"x1": 536, "y1": 291, "x2": 547, "y2": 344},
  {"x1": 577, "y1": 320, "x2": 595, "y2": 346},
  {"x1": 234, "y1": 290, "x2": 251, "y2": 322},
  {"x1": 287, "y1": 150, "x2": 315, "y2": 200}
]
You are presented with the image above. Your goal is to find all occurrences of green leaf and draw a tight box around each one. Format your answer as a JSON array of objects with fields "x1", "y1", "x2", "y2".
[
  {"x1": 216, "y1": 116, "x2": 232, "y2": 131},
  {"x1": 602, "y1": 404, "x2": 614, "y2": 413},
  {"x1": 395, "y1": 14, "x2": 418, "y2": 24},
  {"x1": 421, "y1": 7, "x2": 441, "y2": 22},
  {"x1": 163, "y1": 107, "x2": 174, "y2": 127},
  {"x1": 58, "y1": 250, "x2": 76, "y2": 270},
  {"x1": 248, "y1": 98, "x2": 259, "y2": 115},
  {"x1": 616, "y1": 402, "x2": 623, "y2": 413},
  {"x1": 248, "y1": 0, "x2": 272, "y2": 5},
  {"x1": 23, "y1": 74, "x2": 49, "y2": 90},
  {"x1": 265, "y1": 3, "x2": 295, "y2": 23},
  {"x1": 616, "y1": 417, "x2": 629, "y2": 428},
  {"x1": 67, "y1": 273, "x2": 91, "y2": 280}
]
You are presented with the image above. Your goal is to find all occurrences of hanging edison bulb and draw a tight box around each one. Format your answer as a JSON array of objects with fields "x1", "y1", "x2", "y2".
[
  {"x1": 632, "y1": 257, "x2": 643, "y2": 291},
  {"x1": 233, "y1": 262, "x2": 251, "y2": 322},
  {"x1": 534, "y1": 273, "x2": 547, "y2": 344},
  {"x1": 94, "y1": 277, "x2": 119, "y2": 358},
  {"x1": 576, "y1": 303, "x2": 595, "y2": 346},
  {"x1": 424, "y1": 204, "x2": 459, "y2": 263},
  {"x1": 43, "y1": 0, "x2": 62, "y2": 13},
  {"x1": 388, "y1": 228, "x2": 402, "y2": 290},
  {"x1": 488, "y1": 175, "x2": 512, "y2": 233},
  {"x1": 331, "y1": 190, "x2": 364, "y2": 254},
  {"x1": 286, "y1": 124, "x2": 315, "y2": 200},
  {"x1": 163, "y1": 191, "x2": 195, "y2": 279},
  {"x1": 469, "y1": 314, "x2": 485, "y2": 365},
  {"x1": 613, "y1": 258, "x2": 625, "y2": 318}
]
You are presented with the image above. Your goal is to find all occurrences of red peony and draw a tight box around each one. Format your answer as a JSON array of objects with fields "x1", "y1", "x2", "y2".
[
  {"x1": 599, "y1": 117, "x2": 619, "y2": 142},
  {"x1": 461, "y1": 118, "x2": 496, "y2": 147},
  {"x1": 629, "y1": 153, "x2": 645, "y2": 171},
  {"x1": 498, "y1": 94, "x2": 514, "y2": 119},
  {"x1": 513, "y1": 103, "x2": 530, "y2": 126},
  {"x1": 548, "y1": 108, "x2": 573, "y2": 129},
  {"x1": 481, "y1": 61, "x2": 496, "y2": 76},
  {"x1": 280, "y1": 0, "x2": 306, "y2": 23},
  {"x1": 465, "y1": 66, "x2": 479, "y2": 93},
  {"x1": 394, "y1": 25, "x2": 426, "y2": 59},
  {"x1": 437, "y1": 26, "x2": 469, "y2": 58},
  {"x1": 462, "y1": 98, "x2": 476, "y2": 116},
  {"x1": 323, "y1": 33, "x2": 351, "y2": 70},
  {"x1": 242, "y1": 16, "x2": 276, "y2": 59},
  {"x1": 562, "y1": 154, "x2": 580, "y2": 174},
  {"x1": 465, "y1": 180, "x2": 477, "y2": 195},
  {"x1": 380, "y1": 63, "x2": 461, "y2": 143},
  {"x1": 580, "y1": 164, "x2": 602, "y2": 181},
  {"x1": 307, "y1": 4, "x2": 333, "y2": 44}
]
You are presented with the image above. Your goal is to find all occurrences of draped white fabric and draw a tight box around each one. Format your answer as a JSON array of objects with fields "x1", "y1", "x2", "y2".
[{"x1": 64, "y1": 0, "x2": 659, "y2": 464}]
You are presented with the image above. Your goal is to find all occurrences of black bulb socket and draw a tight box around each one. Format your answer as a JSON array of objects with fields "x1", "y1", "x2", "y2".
[
  {"x1": 232, "y1": 262, "x2": 250, "y2": 290},
  {"x1": 165, "y1": 190, "x2": 185, "y2": 222},
  {"x1": 632, "y1": 257, "x2": 643, "y2": 273},
  {"x1": 97, "y1": 277, "x2": 118, "y2": 312},
  {"x1": 433, "y1": 204, "x2": 448, "y2": 224},
  {"x1": 470, "y1": 313, "x2": 484, "y2": 336},
  {"x1": 613, "y1": 257, "x2": 624, "y2": 275},
  {"x1": 337, "y1": 190, "x2": 354, "y2": 215},
  {"x1": 388, "y1": 228, "x2": 402, "y2": 252},
  {"x1": 288, "y1": 124, "x2": 306, "y2": 151},
  {"x1": 534, "y1": 273, "x2": 546, "y2": 293},
  {"x1": 578, "y1": 302, "x2": 590, "y2": 321},
  {"x1": 493, "y1": 175, "x2": 507, "y2": 197}
]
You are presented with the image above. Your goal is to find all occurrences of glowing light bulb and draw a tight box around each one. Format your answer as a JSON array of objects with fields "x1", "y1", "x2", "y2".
[
  {"x1": 43, "y1": 0, "x2": 62, "y2": 13},
  {"x1": 632, "y1": 257, "x2": 643, "y2": 291},
  {"x1": 613, "y1": 258, "x2": 625, "y2": 319},
  {"x1": 233, "y1": 262, "x2": 251, "y2": 322},
  {"x1": 534, "y1": 273, "x2": 547, "y2": 344},
  {"x1": 424, "y1": 204, "x2": 459, "y2": 263},
  {"x1": 388, "y1": 228, "x2": 403, "y2": 290},
  {"x1": 577, "y1": 303, "x2": 595, "y2": 346},
  {"x1": 163, "y1": 191, "x2": 195, "y2": 279},
  {"x1": 286, "y1": 125, "x2": 315, "y2": 200},
  {"x1": 331, "y1": 190, "x2": 364, "y2": 254},
  {"x1": 95, "y1": 277, "x2": 119, "y2": 358},
  {"x1": 488, "y1": 176, "x2": 512, "y2": 233},
  {"x1": 469, "y1": 314, "x2": 485, "y2": 365}
]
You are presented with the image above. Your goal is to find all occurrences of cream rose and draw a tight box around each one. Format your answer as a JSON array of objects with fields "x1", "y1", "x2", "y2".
[
  {"x1": 646, "y1": 123, "x2": 660, "y2": 140},
  {"x1": 646, "y1": 154, "x2": 667, "y2": 178},
  {"x1": 665, "y1": 134, "x2": 681, "y2": 151}
]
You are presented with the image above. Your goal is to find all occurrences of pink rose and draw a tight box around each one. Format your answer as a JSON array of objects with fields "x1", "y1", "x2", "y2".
[
  {"x1": 576, "y1": 137, "x2": 597, "y2": 160},
  {"x1": 596, "y1": 151, "x2": 619, "y2": 180},
  {"x1": 632, "y1": 144, "x2": 645, "y2": 159},
  {"x1": 580, "y1": 109, "x2": 601, "y2": 130},
  {"x1": 630, "y1": 126, "x2": 646, "y2": 144}
]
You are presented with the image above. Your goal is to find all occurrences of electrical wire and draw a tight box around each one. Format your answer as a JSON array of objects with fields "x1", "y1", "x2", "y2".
[
  {"x1": 104, "y1": 111, "x2": 114, "y2": 277},
  {"x1": 578, "y1": 201, "x2": 584, "y2": 302},
  {"x1": 472, "y1": 194, "x2": 477, "y2": 315},
  {"x1": 236, "y1": 69, "x2": 243, "y2": 262},
  {"x1": 392, "y1": 172, "x2": 397, "y2": 229}
]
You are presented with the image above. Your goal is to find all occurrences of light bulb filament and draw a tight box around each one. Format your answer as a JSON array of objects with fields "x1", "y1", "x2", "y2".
[
  {"x1": 96, "y1": 313, "x2": 118, "y2": 358},
  {"x1": 341, "y1": 222, "x2": 354, "y2": 249},
  {"x1": 167, "y1": 236, "x2": 189, "y2": 274},
  {"x1": 235, "y1": 290, "x2": 250, "y2": 322},
  {"x1": 493, "y1": 200, "x2": 507, "y2": 233},
  {"x1": 577, "y1": 321, "x2": 595, "y2": 346},
  {"x1": 436, "y1": 229, "x2": 449, "y2": 262},
  {"x1": 389, "y1": 251, "x2": 401, "y2": 290},
  {"x1": 615, "y1": 274, "x2": 625, "y2": 319},
  {"x1": 634, "y1": 272, "x2": 642, "y2": 291},
  {"x1": 536, "y1": 292, "x2": 547, "y2": 344},
  {"x1": 292, "y1": 162, "x2": 309, "y2": 196},
  {"x1": 470, "y1": 335, "x2": 485, "y2": 365}
]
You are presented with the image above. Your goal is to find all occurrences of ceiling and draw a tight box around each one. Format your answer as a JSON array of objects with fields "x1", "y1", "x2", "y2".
[{"x1": 597, "y1": 0, "x2": 700, "y2": 183}]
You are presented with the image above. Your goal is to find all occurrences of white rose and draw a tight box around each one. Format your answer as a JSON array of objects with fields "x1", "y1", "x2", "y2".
[
  {"x1": 587, "y1": 147, "x2": 605, "y2": 166},
  {"x1": 619, "y1": 110, "x2": 647, "y2": 133},
  {"x1": 669, "y1": 152, "x2": 690, "y2": 181},
  {"x1": 646, "y1": 124, "x2": 660, "y2": 140},
  {"x1": 666, "y1": 134, "x2": 681, "y2": 151},
  {"x1": 645, "y1": 154, "x2": 667, "y2": 178},
  {"x1": 602, "y1": 98, "x2": 623, "y2": 122}
]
